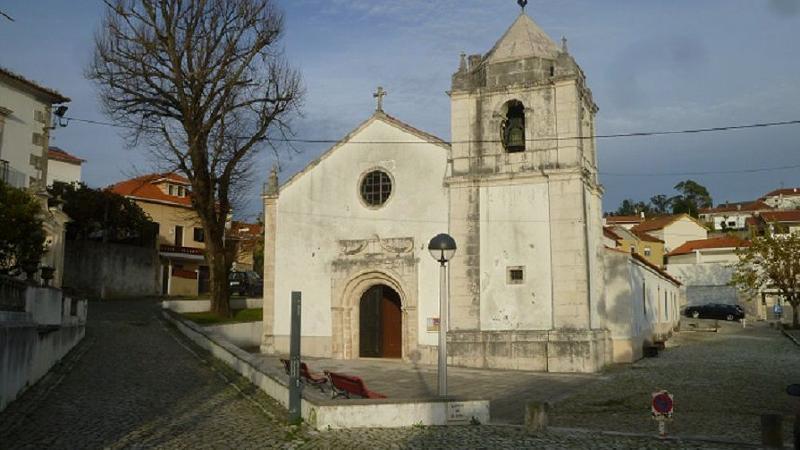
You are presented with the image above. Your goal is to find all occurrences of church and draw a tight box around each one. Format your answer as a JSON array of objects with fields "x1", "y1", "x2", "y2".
[{"x1": 260, "y1": 9, "x2": 682, "y2": 373}]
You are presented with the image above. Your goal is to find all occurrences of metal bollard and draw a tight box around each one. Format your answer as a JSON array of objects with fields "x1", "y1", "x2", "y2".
[{"x1": 761, "y1": 413, "x2": 783, "y2": 448}]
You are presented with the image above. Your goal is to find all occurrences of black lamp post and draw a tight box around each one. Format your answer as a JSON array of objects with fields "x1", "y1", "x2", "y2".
[{"x1": 428, "y1": 233, "x2": 456, "y2": 397}]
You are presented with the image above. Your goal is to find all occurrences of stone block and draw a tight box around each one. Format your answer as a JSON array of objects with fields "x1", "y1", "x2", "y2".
[{"x1": 524, "y1": 401, "x2": 550, "y2": 432}]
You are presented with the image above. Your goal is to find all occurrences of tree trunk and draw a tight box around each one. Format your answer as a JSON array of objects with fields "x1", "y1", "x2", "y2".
[{"x1": 206, "y1": 234, "x2": 232, "y2": 318}]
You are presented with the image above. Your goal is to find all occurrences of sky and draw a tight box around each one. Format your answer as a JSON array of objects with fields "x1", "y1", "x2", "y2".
[{"x1": 1, "y1": 0, "x2": 799, "y2": 221}]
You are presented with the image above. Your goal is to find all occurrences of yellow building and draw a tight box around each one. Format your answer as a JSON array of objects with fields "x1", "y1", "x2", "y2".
[
  {"x1": 604, "y1": 225, "x2": 666, "y2": 268},
  {"x1": 110, "y1": 173, "x2": 208, "y2": 296}
]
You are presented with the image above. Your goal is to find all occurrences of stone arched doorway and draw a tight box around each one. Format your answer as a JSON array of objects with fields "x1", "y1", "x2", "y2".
[
  {"x1": 359, "y1": 285, "x2": 402, "y2": 358},
  {"x1": 331, "y1": 269, "x2": 418, "y2": 361}
]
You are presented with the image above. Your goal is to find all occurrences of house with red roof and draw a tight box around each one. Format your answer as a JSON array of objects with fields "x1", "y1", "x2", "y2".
[
  {"x1": 760, "y1": 187, "x2": 800, "y2": 209},
  {"x1": 603, "y1": 214, "x2": 645, "y2": 230},
  {"x1": 698, "y1": 200, "x2": 772, "y2": 231},
  {"x1": 630, "y1": 214, "x2": 708, "y2": 254},
  {"x1": 665, "y1": 235, "x2": 759, "y2": 317},
  {"x1": 46, "y1": 146, "x2": 84, "y2": 186},
  {"x1": 109, "y1": 173, "x2": 209, "y2": 296},
  {"x1": 748, "y1": 210, "x2": 800, "y2": 236}
]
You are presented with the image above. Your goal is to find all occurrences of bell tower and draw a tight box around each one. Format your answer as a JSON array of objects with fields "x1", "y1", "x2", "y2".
[{"x1": 445, "y1": 10, "x2": 608, "y2": 373}]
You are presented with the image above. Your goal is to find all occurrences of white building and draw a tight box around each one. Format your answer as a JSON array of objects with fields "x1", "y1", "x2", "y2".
[
  {"x1": 261, "y1": 11, "x2": 680, "y2": 373},
  {"x1": 631, "y1": 214, "x2": 708, "y2": 253},
  {"x1": 46, "y1": 146, "x2": 83, "y2": 186},
  {"x1": 0, "y1": 67, "x2": 70, "y2": 190}
]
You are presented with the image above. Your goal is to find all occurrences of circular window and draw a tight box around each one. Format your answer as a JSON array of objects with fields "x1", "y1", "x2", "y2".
[{"x1": 360, "y1": 170, "x2": 392, "y2": 207}]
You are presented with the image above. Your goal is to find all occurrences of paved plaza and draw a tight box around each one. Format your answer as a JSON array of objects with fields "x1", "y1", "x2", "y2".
[
  {"x1": 551, "y1": 321, "x2": 800, "y2": 444},
  {"x1": 265, "y1": 355, "x2": 600, "y2": 424},
  {"x1": 0, "y1": 299, "x2": 794, "y2": 449}
]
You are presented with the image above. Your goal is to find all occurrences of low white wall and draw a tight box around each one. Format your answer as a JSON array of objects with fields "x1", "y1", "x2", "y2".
[
  {"x1": 163, "y1": 311, "x2": 490, "y2": 429},
  {"x1": 162, "y1": 298, "x2": 262, "y2": 313},
  {"x1": 1, "y1": 289, "x2": 87, "y2": 412},
  {"x1": 206, "y1": 322, "x2": 263, "y2": 348}
]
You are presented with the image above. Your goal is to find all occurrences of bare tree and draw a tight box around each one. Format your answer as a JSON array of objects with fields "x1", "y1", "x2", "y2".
[{"x1": 89, "y1": 0, "x2": 302, "y2": 315}]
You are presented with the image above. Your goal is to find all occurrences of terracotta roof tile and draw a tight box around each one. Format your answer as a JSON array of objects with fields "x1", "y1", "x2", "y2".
[
  {"x1": 761, "y1": 188, "x2": 800, "y2": 198},
  {"x1": 633, "y1": 231, "x2": 664, "y2": 243},
  {"x1": 631, "y1": 214, "x2": 706, "y2": 233},
  {"x1": 759, "y1": 210, "x2": 800, "y2": 222},
  {"x1": 48, "y1": 146, "x2": 84, "y2": 165},
  {"x1": 603, "y1": 226, "x2": 622, "y2": 242},
  {"x1": 666, "y1": 235, "x2": 750, "y2": 256},
  {"x1": 631, "y1": 252, "x2": 682, "y2": 286},
  {"x1": 108, "y1": 173, "x2": 192, "y2": 207},
  {"x1": 604, "y1": 215, "x2": 644, "y2": 224}
]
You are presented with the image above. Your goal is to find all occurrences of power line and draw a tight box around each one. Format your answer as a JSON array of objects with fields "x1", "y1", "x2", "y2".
[
  {"x1": 63, "y1": 115, "x2": 800, "y2": 145},
  {"x1": 600, "y1": 162, "x2": 800, "y2": 177}
]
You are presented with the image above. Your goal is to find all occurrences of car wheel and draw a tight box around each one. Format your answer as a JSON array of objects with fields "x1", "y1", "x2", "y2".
[
  {"x1": 725, "y1": 314, "x2": 735, "y2": 321},
  {"x1": 691, "y1": 311, "x2": 700, "y2": 319}
]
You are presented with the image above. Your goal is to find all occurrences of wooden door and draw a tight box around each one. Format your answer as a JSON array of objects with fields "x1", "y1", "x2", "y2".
[
  {"x1": 381, "y1": 292, "x2": 402, "y2": 358},
  {"x1": 359, "y1": 286, "x2": 382, "y2": 357}
]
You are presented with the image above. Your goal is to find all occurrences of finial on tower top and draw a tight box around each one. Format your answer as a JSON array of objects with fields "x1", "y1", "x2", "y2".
[
  {"x1": 373, "y1": 86, "x2": 387, "y2": 112},
  {"x1": 518, "y1": 0, "x2": 528, "y2": 11},
  {"x1": 266, "y1": 164, "x2": 279, "y2": 196},
  {"x1": 561, "y1": 36, "x2": 569, "y2": 53}
]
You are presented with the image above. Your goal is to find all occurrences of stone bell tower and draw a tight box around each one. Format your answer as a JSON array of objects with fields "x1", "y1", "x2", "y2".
[{"x1": 445, "y1": 10, "x2": 609, "y2": 373}]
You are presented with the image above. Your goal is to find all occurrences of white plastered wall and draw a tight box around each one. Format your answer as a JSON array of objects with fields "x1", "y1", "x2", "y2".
[{"x1": 272, "y1": 118, "x2": 449, "y2": 351}]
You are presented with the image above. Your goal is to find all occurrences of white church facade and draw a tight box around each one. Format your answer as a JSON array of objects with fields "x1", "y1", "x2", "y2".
[{"x1": 261, "y1": 12, "x2": 683, "y2": 373}]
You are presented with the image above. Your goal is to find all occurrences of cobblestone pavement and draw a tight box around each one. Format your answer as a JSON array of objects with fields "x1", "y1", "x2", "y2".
[
  {"x1": 551, "y1": 320, "x2": 800, "y2": 445},
  {"x1": 0, "y1": 301, "x2": 763, "y2": 449}
]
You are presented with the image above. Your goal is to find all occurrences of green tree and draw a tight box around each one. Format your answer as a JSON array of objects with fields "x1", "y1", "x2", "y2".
[
  {"x1": 615, "y1": 199, "x2": 651, "y2": 216},
  {"x1": 732, "y1": 230, "x2": 800, "y2": 328},
  {"x1": 671, "y1": 180, "x2": 712, "y2": 217},
  {"x1": 48, "y1": 182, "x2": 154, "y2": 244},
  {"x1": 649, "y1": 194, "x2": 671, "y2": 215},
  {"x1": 0, "y1": 182, "x2": 46, "y2": 277}
]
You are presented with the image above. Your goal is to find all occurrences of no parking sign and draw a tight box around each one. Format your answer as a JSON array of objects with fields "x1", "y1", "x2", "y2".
[
  {"x1": 651, "y1": 390, "x2": 674, "y2": 418},
  {"x1": 651, "y1": 390, "x2": 673, "y2": 437}
]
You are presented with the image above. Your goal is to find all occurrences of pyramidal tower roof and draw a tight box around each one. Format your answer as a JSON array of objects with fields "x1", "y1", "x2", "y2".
[{"x1": 485, "y1": 13, "x2": 561, "y2": 63}]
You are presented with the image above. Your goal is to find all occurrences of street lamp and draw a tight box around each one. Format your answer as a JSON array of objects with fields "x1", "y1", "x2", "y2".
[{"x1": 428, "y1": 233, "x2": 456, "y2": 397}]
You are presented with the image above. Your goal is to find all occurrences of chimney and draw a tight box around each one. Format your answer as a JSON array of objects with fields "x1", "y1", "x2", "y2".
[{"x1": 459, "y1": 53, "x2": 467, "y2": 72}]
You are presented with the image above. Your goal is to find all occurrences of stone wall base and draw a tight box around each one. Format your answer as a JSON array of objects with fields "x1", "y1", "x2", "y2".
[
  {"x1": 260, "y1": 335, "x2": 331, "y2": 358},
  {"x1": 447, "y1": 329, "x2": 611, "y2": 373}
]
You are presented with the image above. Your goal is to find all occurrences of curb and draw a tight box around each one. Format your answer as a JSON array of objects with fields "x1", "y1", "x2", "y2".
[
  {"x1": 781, "y1": 328, "x2": 800, "y2": 347},
  {"x1": 547, "y1": 426, "x2": 764, "y2": 448}
]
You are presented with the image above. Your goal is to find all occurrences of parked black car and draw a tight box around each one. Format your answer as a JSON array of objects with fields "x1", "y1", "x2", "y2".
[
  {"x1": 228, "y1": 270, "x2": 263, "y2": 297},
  {"x1": 683, "y1": 303, "x2": 745, "y2": 321}
]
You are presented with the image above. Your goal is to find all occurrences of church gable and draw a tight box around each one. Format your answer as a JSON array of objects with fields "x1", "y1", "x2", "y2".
[{"x1": 279, "y1": 112, "x2": 449, "y2": 195}]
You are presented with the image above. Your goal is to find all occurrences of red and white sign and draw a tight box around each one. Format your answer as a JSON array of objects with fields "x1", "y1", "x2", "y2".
[{"x1": 651, "y1": 390, "x2": 674, "y2": 418}]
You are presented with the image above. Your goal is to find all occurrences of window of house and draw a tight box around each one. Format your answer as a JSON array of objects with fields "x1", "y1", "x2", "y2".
[
  {"x1": 34, "y1": 110, "x2": 46, "y2": 123},
  {"x1": 507, "y1": 266, "x2": 525, "y2": 284},
  {"x1": 168, "y1": 184, "x2": 176, "y2": 196},
  {"x1": 502, "y1": 100, "x2": 526, "y2": 153},
  {"x1": 727, "y1": 220, "x2": 736, "y2": 227},
  {"x1": 664, "y1": 291, "x2": 669, "y2": 321},
  {"x1": 644, "y1": 247, "x2": 651, "y2": 257},
  {"x1": 193, "y1": 227, "x2": 205, "y2": 243},
  {"x1": 32, "y1": 132, "x2": 44, "y2": 146},
  {"x1": 174, "y1": 225, "x2": 183, "y2": 247},
  {"x1": 29, "y1": 153, "x2": 42, "y2": 169},
  {"x1": 178, "y1": 186, "x2": 185, "y2": 197},
  {"x1": 360, "y1": 169, "x2": 392, "y2": 207}
]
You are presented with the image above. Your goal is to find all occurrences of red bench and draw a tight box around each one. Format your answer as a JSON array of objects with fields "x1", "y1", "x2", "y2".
[
  {"x1": 280, "y1": 359, "x2": 328, "y2": 392},
  {"x1": 324, "y1": 370, "x2": 386, "y2": 399}
]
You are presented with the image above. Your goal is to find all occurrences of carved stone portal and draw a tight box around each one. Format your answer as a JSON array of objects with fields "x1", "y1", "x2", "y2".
[{"x1": 330, "y1": 236, "x2": 419, "y2": 360}]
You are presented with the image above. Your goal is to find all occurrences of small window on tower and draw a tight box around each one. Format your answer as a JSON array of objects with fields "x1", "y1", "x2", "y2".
[
  {"x1": 507, "y1": 266, "x2": 525, "y2": 285},
  {"x1": 501, "y1": 100, "x2": 526, "y2": 153}
]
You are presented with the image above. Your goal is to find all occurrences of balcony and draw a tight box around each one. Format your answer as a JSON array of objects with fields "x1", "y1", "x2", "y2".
[
  {"x1": 159, "y1": 244, "x2": 206, "y2": 261},
  {"x1": 0, "y1": 159, "x2": 27, "y2": 189}
]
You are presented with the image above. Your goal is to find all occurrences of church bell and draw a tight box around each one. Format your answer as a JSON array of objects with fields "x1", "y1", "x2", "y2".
[{"x1": 504, "y1": 116, "x2": 526, "y2": 152}]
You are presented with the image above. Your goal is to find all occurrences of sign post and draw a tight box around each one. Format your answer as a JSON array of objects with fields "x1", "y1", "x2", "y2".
[
  {"x1": 651, "y1": 390, "x2": 674, "y2": 438},
  {"x1": 288, "y1": 291, "x2": 302, "y2": 424}
]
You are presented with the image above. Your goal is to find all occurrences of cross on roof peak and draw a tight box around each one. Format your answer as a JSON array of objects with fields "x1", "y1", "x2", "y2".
[{"x1": 373, "y1": 86, "x2": 387, "y2": 112}]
